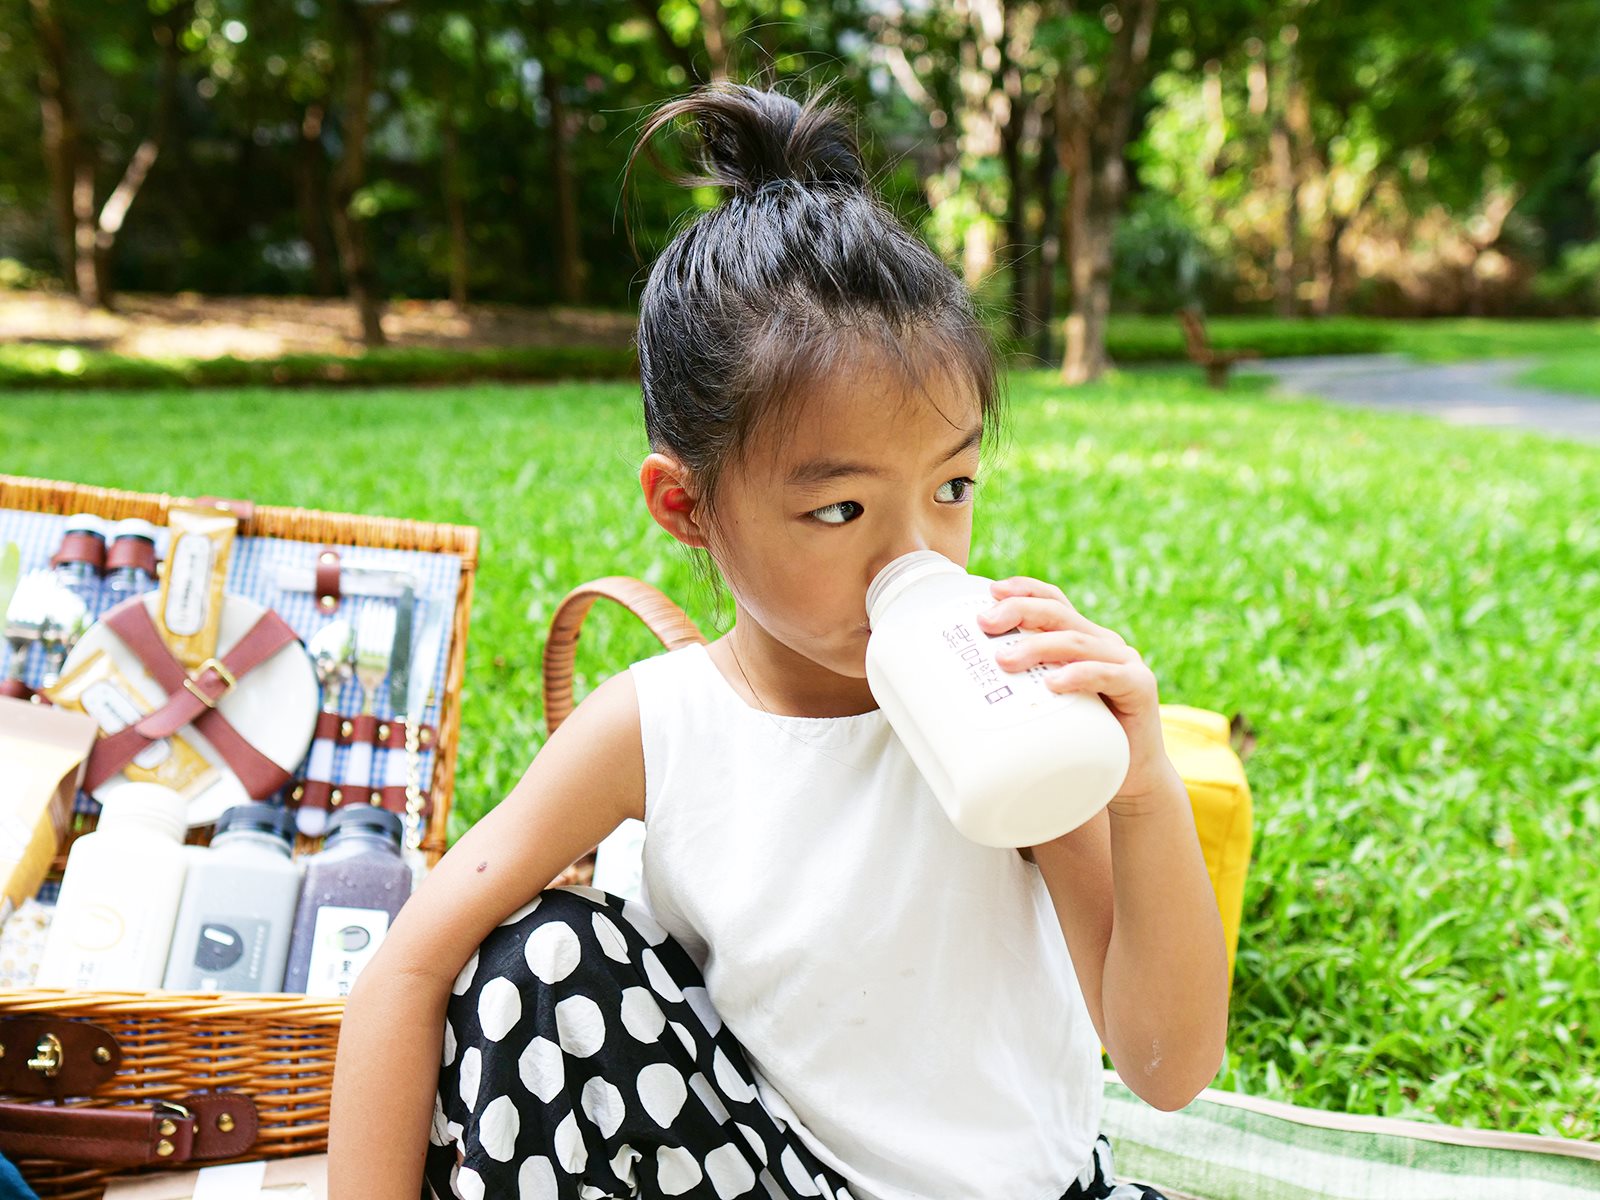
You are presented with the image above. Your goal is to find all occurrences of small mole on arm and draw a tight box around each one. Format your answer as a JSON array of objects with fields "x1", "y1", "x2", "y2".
[{"x1": 476, "y1": 861, "x2": 487, "y2": 873}]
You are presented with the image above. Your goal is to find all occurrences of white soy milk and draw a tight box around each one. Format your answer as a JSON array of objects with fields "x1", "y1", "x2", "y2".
[{"x1": 864, "y1": 551, "x2": 1130, "y2": 847}]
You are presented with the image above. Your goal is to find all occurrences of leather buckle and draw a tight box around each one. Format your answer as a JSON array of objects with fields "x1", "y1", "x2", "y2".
[{"x1": 182, "y1": 657, "x2": 237, "y2": 709}]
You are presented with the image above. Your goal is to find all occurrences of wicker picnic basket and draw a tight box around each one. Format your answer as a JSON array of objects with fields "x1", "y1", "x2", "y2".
[{"x1": 0, "y1": 473, "x2": 478, "y2": 1199}]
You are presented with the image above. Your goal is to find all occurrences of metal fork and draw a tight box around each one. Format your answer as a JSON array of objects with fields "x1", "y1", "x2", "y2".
[{"x1": 353, "y1": 601, "x2": 396, "y2": 717}]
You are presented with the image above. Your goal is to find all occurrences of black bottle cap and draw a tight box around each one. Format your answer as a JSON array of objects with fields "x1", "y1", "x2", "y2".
[
  {"x1": 213, "y1": 802, "x2": 297, "y2": 846},
  {"x1": 324, "y1": 804, "x2": 403, "y2": 848}
]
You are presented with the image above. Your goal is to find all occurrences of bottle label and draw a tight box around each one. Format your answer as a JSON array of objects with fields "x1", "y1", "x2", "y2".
[
  {"x1": 176, "y1": 915, "x2": 275, "y2": 991},
  {"x1": 932, "y1": 595, "x2": 1070, "y2": 729},
  {"x1": 302, "y1": 905, "x2": 390, "y2": 998}
]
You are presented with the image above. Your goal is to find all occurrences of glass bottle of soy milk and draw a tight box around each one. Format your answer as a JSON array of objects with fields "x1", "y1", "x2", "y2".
[{"x1": 864, "y1": 551, "x2": 1130, "y2": 847}]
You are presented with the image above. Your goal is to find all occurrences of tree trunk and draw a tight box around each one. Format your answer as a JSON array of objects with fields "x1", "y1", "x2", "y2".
[
  {"x1": 1056, "y1": 0, "x2": 1158, "y2": 386},
  {"x1": 1269, "y1": 26, "x2": 1301, "y2": 318},
  {"x1": 295, "y1": 105, "x2": 338, "y2": 295},
  {"x1": 1030, "y1": 93, "x2": 1059, "y2": 362},
  {"x1": 534, "y1": 8, "x2": 585, "y2": 305},
  {"x1": 28, "y1": 0, "x2": 78, "y2": 292},
  {"x1": 440, "y1": 98, "x2": 469, "y2": 309},
  {"x1": 998, "y1": 4, "x2": 1030, "y2": 346},
  {"x1": 328, "y1": 0, "x2": 386, "y2": 347},
  {"x1": 698, "y1": 0, "x2": 729, "y2": 81}
]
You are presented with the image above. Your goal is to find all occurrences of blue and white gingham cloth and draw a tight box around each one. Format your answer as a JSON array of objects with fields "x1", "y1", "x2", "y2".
[{"x1": 0, "y1": 505, "x2": 463, "y2": 834}]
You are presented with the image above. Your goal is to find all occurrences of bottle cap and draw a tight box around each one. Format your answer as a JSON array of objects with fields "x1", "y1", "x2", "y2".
[
  {"x1": 62, "y1": 513, "x2": 110, "y2": 541},
  {"x1": 214, "y1": 802, "x2": 297, "y2": 847},
  {"x1": 106, "y1": 518, "x2": 160, "y2": 575},
  {"x1": 323, "y1": 804, "x2": 403, "y2": 848},
  {"x1": 94, "y1": 782, "x2": 188, "y2": 843},
  {"x1": 865, "y1": 550, "x2": 963, "y2": 627}
]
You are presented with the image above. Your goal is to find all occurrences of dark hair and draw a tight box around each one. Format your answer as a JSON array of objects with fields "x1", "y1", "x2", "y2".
[{"x1": 625, "y1": 80, "x2": 1007, "y2": 622}]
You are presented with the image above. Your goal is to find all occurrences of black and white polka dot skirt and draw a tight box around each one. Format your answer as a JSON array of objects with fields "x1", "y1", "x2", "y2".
[{"x1": 423, "y1": 886, "x2": 1169, "y2": 1200}]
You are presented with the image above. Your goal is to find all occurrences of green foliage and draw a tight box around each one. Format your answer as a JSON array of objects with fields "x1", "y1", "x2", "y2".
[
  {"x1": 0, "y1": 342, "x2": 637, "y2": 389},
  {"x1": 2, "y1": 370, "x2": 1594, "y2": 1136},
  {"x1": 1516, "y1": 350, "x2": 1600, "y2": 397}
]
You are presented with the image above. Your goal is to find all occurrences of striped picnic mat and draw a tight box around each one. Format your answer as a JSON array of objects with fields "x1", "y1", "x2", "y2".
[{"x1": 1100, "y1": 1073, "x2": 1600, "y2": 1200}]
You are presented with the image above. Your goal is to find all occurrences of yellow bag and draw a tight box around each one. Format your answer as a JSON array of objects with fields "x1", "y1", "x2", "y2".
[{"x1": 1158, "y1": 704, "x2": 1254, "y2": 987}]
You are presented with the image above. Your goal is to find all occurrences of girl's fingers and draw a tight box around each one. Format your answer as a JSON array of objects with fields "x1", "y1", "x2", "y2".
[
  {"x1": 994, "y1": 628, "x2": 1138, "y2": 672},
  {"x1": 978, "y1": 593, "x2": 1125, "y2": 643},
  {"x1": 1040, "y1": 657, "x2": 1158, "y2": 709}
]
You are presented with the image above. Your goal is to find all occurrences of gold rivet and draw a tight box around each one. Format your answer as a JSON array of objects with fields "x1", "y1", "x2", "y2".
[
  {"x1": 292, "y1": 784, "x2": 304, "y2": 801},
  {"x1": 339, "y1": 720, "x2": 353, "y2": 739},
  {"x1": 157, "y1": 1139, "x2": 174, "y2": 1157},
  {"x1": 94, "y1": 1046, "x2": 111, "y2": 1063},
  {"x1": 216, "y1": 502, "x2": 232, "y2": 512},
  {"x1": 377, "y1": 723, "x2": 390, "y2": 740},
  {"x1": 0, "y1": 1043, "x2": 6, "y2": 1059},
  {"x1": 320, "y1": 551, "x2": 337, "y2": 564},
  {"x1": 330, "y1": 789, "x2": 343, "y2": 806},
  {"x1": 421, "y1": 729, "x2": 433, "y2": 745},
  {"x1": 158, "y1": 1119, "x2": 177, "y2": 1137},
  {"x1": 318, "y1": 595, "x2": 337, "y2": 612},
  {"x1": 216, "y1": 1114, "x2": 235, "y2": 1133}
]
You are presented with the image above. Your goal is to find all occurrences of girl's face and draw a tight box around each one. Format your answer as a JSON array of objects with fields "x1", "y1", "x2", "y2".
[{"x1": 643, "y1": 353, "x2": 983, "y2": 708}]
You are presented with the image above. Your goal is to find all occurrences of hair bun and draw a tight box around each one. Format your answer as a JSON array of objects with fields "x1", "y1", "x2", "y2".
[{"x1": 631, "y1": 80, "x2": 867, "y2": 201}]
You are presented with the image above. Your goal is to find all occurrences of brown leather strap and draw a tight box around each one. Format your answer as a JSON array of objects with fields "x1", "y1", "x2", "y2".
[
  {"x1": 0, "y1": 678, "x2": 34, "y2": 701},
  {"x1": 49, "y1": 530, "x2": 105, "y2": 574},
  {"x1": 0, "y1": 1092, "x2": 257, "y2": 1166},
  {"x1": 315, "y1": 547, "x2": 342, "y2": 614},
  {"x1": 312, "y1": 709, "x2": 435, "y2": 749},
  {"x1": 0, "y1": 1018, "x2": 120, "y2": 1098},
  {"x1": 376, "y1": 783, "x2": 434, "y2": 819},
  {"x1": 292, "y1": 778, "x2": 337, "y2": 810},
  {"x1": 193, "y1": 495, "x2": 256, "y2": 532},
  {"x1": 82, "y1": 595, "x2": 298, "y2": 798}
]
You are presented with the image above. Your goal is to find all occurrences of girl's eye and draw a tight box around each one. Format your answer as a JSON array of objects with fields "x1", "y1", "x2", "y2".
[{"x1": 808, "y1": 477, "x2": 979, "y2": 526}]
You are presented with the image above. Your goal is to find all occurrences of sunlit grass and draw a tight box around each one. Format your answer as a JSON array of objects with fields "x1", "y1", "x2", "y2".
[
  {"x1": 1518, "y1": 349, "x2": 1600, "y2": 397},
  {"x1": 3, "y1": 368, "x2": 1595, "y2": 1139}
]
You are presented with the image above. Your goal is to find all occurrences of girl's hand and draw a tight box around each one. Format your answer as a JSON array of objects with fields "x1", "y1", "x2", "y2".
[{"x1": 975, "y1": 575, "x2": 1180, "y2": 814}]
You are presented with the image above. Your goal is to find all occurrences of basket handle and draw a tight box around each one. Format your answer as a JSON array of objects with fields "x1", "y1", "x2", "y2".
[
  {"x1": 542, "y1": 576, "x2": 705, "y2": 736},
  {"x1": 0, "y1": 1092, "x2": 257, "y2": 1167}
]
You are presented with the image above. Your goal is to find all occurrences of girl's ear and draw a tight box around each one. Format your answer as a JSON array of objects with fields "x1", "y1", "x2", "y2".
[{"x1": 640, "y1": 453, "x2": 710, "y2": 549}]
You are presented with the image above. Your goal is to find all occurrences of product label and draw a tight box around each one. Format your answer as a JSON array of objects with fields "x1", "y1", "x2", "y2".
[
  {"x1": 932, "y1": 595, "x2": 1070, "y2": 729},
  {"x1": 302, "y1": 905, "x2": 390, "y2": 998},
  {"x1": 80, "y1": 678, "x2": 173, "y2": 770},
  {"x1": 178, "y1": 915, "x2": 274, "y2": 991},
  {"x1": 163, "y1": 532, "x2": 214, "y2": 637}
]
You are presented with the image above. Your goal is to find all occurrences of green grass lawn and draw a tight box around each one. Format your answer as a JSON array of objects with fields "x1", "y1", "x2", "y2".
[
  {"x1": 3, "y1": 370, "x2": 1596, "y2": 1141},
  {"x1": 1518, "y1": 349, "x2": 1600, "y2": 397}
]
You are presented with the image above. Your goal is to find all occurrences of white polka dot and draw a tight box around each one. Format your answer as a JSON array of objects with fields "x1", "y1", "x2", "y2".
[
  {"x1": 781, "y1": 1147, "x2": 821, "y2": 1195},
  {"x1": 705, "y1": 1142, "x2": 757, "y2": 1199},
  {"x1": 499, "y1": 896, "x2": 542, "y2": 926},
  {"x1": 429, "y1": 1092, "x2": 451, "y2": 1146},
  {"x1": 669, "y1": 1020, "x2": 697, "y2": 1060},
  {"x1": 478, "y1": 976, "x2": 522, "y2": 1041},
  {"x1": 452, "y1": 951, "x2": 479, "y2": 995},
  {"x1": 479, "y1": 1094, "x2": 520, "y2": 1161},
  {"x1": 580, "y1": 1076, "x2": 627, "y2": 1138},
  {"x1": 622, "y1": 898, "x2": 668, "y2": 945},
  {"x1": 758, "y1": 1168, "x2": 786, "y2": 1199},
  {"x1": 453, "y1": 1164, "x2": 485, "y2": 1200},
  {"x1": 610, "y1": 1143, "x2": 641, "y2": 1190},
  {"x1": 683, "y1": 985, "x2": 722, "y2": 1035},
  {"x1": 621, "y1": 986, "x2": 667, "y2": 1043},
  {"x1": 458, "y1": 1046, "x2": 482, "y2": 1110},
  {"x1": 554, "y1": 1108, "x2": 587, "y2": 1173},
  {"x1": 524, "y1": 922, "x2": 582, "y2": 984},
  {"x1": 517, "y1": 1035, "x2": 564, "y2": 1103},
  {"x1": 579, "y1": 1186, "x2": 611, "y2": 1200},
  {"x1": 736, "y1": 1122, "x2": 767, "y2": 1166},
  {"x1": 689, "y1": 1071, "x2": 731, "y2": 1124},
  {"x1": 637, "y1": 1062, "x2": 688, "y2": 1126},
  {"x1": 556, "y1": 884, "x2": 607, "y2": 903},
  {"x1": 641, "y1": 947, "x2": 683, "y2": 1001},
  {"x1": 554, "y1": 993, "x2": 606, "y2": 1057},
  {"x1": 517, "y1": 1156, "x2": 558, "y2": 1200},
  {"x1": 713, "y1": 1046, "x2": 756, "y2": 1103},
  {"x1": 442, "y1": 1018, "x2": 457, "y2": 1066},
  {"x1": 657, "y1": 1145, "x2": 704, "y2": 1195},
  {"x1": 815, "y1": 1176, "x2": 835, "y2": 1200},
  {"x1": 592, "y1": 911, "x2": 631, "y2": 963}
]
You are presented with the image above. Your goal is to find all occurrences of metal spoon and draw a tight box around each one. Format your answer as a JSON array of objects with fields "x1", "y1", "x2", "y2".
[
  {"x1": 299, "y1": 618, "x2": 355, "y2": 836},
  {"x1": 3, "y1": 570, "x2": 60, "y2": 687},
  {"x1": 38, "y1": 579, "x2": 90, "y2": 688}
]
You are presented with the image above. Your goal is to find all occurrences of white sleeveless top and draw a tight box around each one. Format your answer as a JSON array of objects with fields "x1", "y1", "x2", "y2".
[{"x1": 628, "y1": 641, "x2": 1103, "y2": 1200}]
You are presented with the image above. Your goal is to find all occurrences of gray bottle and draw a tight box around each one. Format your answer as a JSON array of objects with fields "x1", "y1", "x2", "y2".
[
  {"x1": 283, "y1": 805, "x2": 413, "y2": 997},
  {"x1": 163, "y1": 803, "x2": 300, "y2": 993}
]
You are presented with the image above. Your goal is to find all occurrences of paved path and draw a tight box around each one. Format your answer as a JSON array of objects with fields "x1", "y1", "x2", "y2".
[{"x1": 1238, "y1": 354, "x2": 1600, "y2": 445}]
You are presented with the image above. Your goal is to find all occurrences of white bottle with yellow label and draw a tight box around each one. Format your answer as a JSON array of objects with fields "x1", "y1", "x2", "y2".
[
  {"x1": 37, "y1": 782, "x2": 190, "y2": 991},
  {"x1": 864, "y1": 551, "x2": 1131, "y2": 848}
]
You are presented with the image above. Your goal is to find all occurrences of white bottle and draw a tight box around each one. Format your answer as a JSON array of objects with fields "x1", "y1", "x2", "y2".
[
  {"x1": 163, "y1": 802, "x2": 301, "y2": 993},
  {"x1": 864, "y1": 550, "x2": 1131, "y2": 847},
  {"x1": 38, "y1": 782, "x2": 190, "y2": 990}
]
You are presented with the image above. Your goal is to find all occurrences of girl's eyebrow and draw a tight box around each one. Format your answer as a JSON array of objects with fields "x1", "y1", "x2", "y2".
[{"x1": 785, "y1": 424, "x2": 983, "y2": 488}]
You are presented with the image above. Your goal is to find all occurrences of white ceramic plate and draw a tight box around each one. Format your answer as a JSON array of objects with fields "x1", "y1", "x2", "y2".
[{"x1": 61, "y1": 591, "x2": 319, "y2": 825}]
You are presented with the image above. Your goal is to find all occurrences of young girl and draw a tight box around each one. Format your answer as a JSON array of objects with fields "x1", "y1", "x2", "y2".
[{"x1": 330, "y1": 81, "x2": 1228, "y2": 1200}]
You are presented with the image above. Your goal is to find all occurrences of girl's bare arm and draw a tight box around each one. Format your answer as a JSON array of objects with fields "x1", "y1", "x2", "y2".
[{"x1": 327, "y1": 670, "x2": 645, "y2": 1199}]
